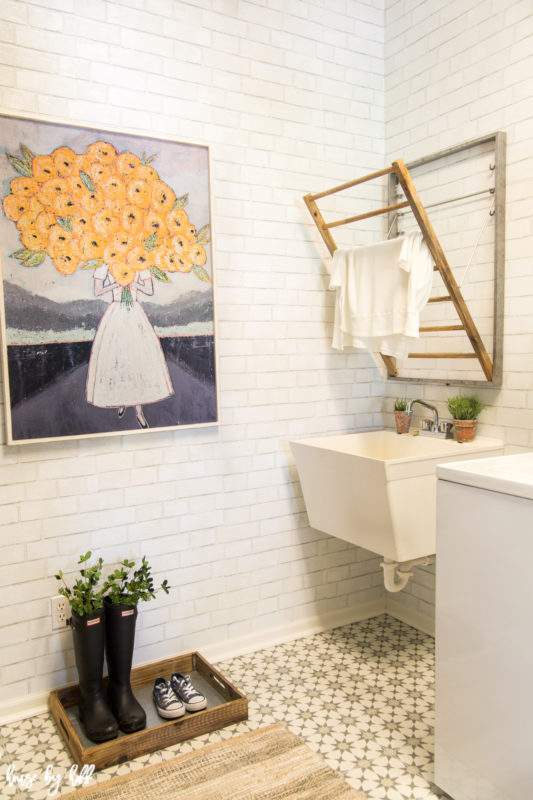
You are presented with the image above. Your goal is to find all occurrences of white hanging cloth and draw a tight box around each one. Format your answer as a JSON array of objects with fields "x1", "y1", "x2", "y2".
[{"x1": 328, "y1": 232, "x2": 434, "y2": 359}]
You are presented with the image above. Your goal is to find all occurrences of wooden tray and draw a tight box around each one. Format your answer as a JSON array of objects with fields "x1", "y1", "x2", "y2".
[{"x1": 49, "y1": 651, "x2": 248, "y2": 770}]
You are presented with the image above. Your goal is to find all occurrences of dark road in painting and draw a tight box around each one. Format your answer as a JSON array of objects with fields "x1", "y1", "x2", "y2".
[{"x1": 10, "y1": 358, "x2": 217, "y2": 441}]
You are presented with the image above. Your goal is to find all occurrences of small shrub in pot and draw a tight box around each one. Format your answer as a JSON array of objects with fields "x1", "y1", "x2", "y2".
[{"x1": 447, "y1": 395, "x2": 486, "y2": 442}]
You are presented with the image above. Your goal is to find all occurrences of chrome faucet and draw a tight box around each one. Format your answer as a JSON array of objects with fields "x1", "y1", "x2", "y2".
[{"x1": 406, "y1": 399, "x2": 439, "y2": 432}]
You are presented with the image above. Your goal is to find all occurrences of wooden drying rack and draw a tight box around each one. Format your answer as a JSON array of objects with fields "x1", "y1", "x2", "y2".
[{"x1": 304, "y1": 158, "x2": 496, "y2": 383}]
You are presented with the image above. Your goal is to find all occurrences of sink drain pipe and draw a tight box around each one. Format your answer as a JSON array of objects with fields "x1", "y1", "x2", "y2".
[{"x1": 380, "y1": 555, "x2": 436, "y2": 592}]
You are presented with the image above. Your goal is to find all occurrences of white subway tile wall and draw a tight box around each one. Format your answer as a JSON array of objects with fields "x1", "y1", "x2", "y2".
[{"x1": 0, "y1": 0, "x2": 386, "y2": 712}]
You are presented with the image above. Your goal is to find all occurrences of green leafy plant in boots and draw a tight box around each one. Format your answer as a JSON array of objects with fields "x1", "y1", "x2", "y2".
[
  {"x1": 104, "y1": 556, "x2": 170, "y2": 606},
  {"x1": 55, "y1": 551, "x2": 107, "y2": 616}
]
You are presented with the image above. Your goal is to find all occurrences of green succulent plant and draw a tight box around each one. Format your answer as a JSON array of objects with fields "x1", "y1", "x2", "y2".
[{"x1": 393, "y1": 398, "x2": 408, "y2": 411}]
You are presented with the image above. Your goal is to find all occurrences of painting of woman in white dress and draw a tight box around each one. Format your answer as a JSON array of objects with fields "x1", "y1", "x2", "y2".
[
  {"x1": 0, "y1": 115, "x2": 217, "y2": 444},
  {"x1": 86, "y1": 266, "x2": 174, "y2": 429}
]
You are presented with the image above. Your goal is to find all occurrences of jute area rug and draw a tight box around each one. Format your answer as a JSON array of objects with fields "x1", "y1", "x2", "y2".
[{"x1": 67, "y1": 723, "x2": 367, "y2": 799}]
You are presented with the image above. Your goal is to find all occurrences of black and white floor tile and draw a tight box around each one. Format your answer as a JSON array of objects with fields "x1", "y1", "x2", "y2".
[{"x1": 0, "y1": 614, "x2": 451, "y2": 799}]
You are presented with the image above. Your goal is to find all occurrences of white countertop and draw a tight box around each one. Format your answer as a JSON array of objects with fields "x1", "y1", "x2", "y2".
[{"x1": 437, "y1": 451, "x2": 533, "y2": 499}]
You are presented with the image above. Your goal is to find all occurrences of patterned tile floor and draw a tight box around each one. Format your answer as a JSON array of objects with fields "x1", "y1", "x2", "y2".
[{"x1": 0, "y1": 614, "x2": 452, "y2": 799}]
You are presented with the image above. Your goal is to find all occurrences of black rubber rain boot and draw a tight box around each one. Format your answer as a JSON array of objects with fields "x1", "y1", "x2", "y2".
[
  {"x1": 70, "y1": 608, "x2": 119, "y2": 743},
  {"x1": 104, "y1": 597, "x2": 146, "y2": 733}
]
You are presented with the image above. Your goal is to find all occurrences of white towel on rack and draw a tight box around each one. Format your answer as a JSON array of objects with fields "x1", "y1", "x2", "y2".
[{"x1": 329, "y1": 232, "x2": 434, "y2": 358}]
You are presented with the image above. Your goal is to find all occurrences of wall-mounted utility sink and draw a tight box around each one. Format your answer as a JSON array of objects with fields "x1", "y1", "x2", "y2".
[{"x1": 290, "y1": 430, "x2": 504, "y2": 562}]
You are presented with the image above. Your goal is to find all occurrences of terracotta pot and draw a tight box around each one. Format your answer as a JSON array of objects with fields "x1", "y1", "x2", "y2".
[
  {"x1": 453, "y1": 418, "x2": 477, "y2": 443},
  {"x1": 394, "y1": 410, "x2": 412, "y2": 434}
]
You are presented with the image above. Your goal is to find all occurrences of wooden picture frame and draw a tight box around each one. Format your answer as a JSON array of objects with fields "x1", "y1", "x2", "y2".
[{"x1": 0, "y1": 114, "x2": 218, "y2": 444}]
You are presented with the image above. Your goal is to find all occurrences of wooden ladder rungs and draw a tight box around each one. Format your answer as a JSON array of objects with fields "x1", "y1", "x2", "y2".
[
  {"x1": 427, "y1": 295, "x2": 453, "y2": 303},
  {"x1": 326, "y1": 201, "x2": 410, "y2": 229},
  {"x1": 306, "y1": 165, "x2": 395, "y2": 201},
  {"x1": 408, "y1": 352, "x2": 478, "y2": 359},
  {"x1": 419, "y1": 324, "x2": 465, "y2": 332}
]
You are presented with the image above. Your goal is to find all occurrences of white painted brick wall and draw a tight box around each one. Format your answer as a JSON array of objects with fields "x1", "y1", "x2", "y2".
[
  {"x1": 0, "y1": 0, "x2": 386, "y2": 710},
  {"x1": 384, "y1": 0, "x2": 533, "y2": 619}
]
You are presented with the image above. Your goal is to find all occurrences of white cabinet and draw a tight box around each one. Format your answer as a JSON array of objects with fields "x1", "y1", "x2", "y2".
[{"x1": 435, "y1": 453, "x2": 533, "y2": 800}]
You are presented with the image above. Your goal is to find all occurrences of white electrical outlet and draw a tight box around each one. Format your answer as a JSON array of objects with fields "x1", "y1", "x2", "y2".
[{"x1": 51, "y1": 595, "x2": 70, "y2": 629}]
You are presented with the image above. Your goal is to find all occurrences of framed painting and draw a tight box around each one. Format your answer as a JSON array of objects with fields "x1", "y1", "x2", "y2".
[{"x1": 0, "y1": 114, "x2": 218, "y2": 444}]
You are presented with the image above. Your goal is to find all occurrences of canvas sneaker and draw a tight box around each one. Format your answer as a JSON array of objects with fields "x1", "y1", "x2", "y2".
[
  {"x1": 170, "y1": 673, "x2": 207, "y2": 712},
  {"x1": 153, "y1": 677, "x2": 185, "y2": 719}
]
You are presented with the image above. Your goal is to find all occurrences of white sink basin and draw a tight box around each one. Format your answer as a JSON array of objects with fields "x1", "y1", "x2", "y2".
[{"x1": 290, "y1": 430, "x2": 504, "y2": 562}]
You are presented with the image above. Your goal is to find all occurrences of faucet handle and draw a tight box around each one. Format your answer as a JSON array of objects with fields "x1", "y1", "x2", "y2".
[{"x1": 438, "y1": 421, "x2": 454, "y2": 435}]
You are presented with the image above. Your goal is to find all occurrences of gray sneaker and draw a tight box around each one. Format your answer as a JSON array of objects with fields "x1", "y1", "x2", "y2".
[
  {"x1": 170, "y1": 673, "x2": 207, "y2": 712},
  {"x1": 153, "y1": 677, "x2": 185, "y2": 719}
]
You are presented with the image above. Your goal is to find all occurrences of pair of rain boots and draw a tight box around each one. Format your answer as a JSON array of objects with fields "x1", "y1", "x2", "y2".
[{"x1": 70, "y1": 598, "x2": 145, "y2": 743}]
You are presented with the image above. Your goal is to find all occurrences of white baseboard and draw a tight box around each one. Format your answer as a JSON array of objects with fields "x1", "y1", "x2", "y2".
[
  {"x1": 201, "y1": 598, "x2": 388, "y2": 664},
  {"x1": 385, "y1": 597, "x2": 435, "y2": 637},
  {"x1": 0, "y1": 599, "x2": 386, "y2": 726},
  {"x1": 0, "y1": 690, "x2": 52, "y2": 727}
]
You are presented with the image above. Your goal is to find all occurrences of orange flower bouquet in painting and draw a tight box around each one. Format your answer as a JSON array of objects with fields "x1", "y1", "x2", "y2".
[{"x1": 2, "y1": 139, "x2": 211, "y2": 306}]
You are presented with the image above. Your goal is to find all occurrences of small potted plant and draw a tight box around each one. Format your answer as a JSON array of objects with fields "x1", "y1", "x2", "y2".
[
  {"x1": 102, "y1": 557, "x2": 170, "y2": 733},
  {"x1": 393, "y1": 398, "x2": 412, "y2": 434},
  {"x1": 447, "y1": 394, "x2": 486, "y2": 442}
]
